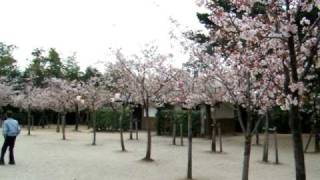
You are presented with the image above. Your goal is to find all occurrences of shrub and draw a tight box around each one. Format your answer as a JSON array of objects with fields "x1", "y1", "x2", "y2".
[{"x1": 95, "y1": 107, "x2": 130, "y2": 131}]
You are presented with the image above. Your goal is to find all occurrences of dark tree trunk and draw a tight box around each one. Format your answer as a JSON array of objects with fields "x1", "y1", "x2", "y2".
[
  {"x1": 242, "y1": 134, "x2": 252, "y2": 180},
  {"x1": 62, "y1": 112, "x2": 66, "y2": 140},
  {"x1": 241, "y1": 108, "x2": 253, "y2": 180},
  {"x1": 27, "y1": 106, "x2": 31, "y2": 136},
  {"x1": 120, "y1": 105, "x2": 126, "y2": 151},
  {"x1": 274, "y1": 129, "x2": 279, "y2": 164},
  {"x1": 135, "y1": 120, "x2": 139, "y2": 140},
  {"x1": 92, "y1": 110, "x2": 97, "y2": 145},
  {"x1": 129, "y1": 109, "x2": 133, "y2": 140},
  {"x1": 263, "y1": 111, "x2": 270, "y2": 162},
  {"x1": 206, "y1": 104, "x2": 212, "y2": 137},
  {"x1": 289, "y1": 105, "x2": 306, "y2": 180},
  {"x1": 56, "y1": 113, "x2": 60, "y2": 133},
  {"x1": 255, "y1": 131, "x2": 260, "y2": 145},
  {"x1": 200, "y1": 105, "x2": 205, "y2": 137},
  {"x1": 86, "y1": 110, "x2": 90, "y2": 129},
  {"x1": 218, "y1": 122, "x2": 222, "y2": 152},
  {"x1": 75, "y1": 104, "x2": 80, "y2": 131},
  {"x1": 285, "y1": 16, "x2": 306, "y2": 178},
  {"x1": 180, "y1": 123, "x2": 184, "y2": 146},
  {"x1": 172, "y1": 121, "x2": 177, "y2": 145},
  {"x1": 187, "y1": 109, "x2": 192, "y2": 179},
  {"x1": 144, "y1": 104, "x2": 152, "y2": 161},
  {"x1": 211, "y1": 108, "x2": 216, "y2": 152}
]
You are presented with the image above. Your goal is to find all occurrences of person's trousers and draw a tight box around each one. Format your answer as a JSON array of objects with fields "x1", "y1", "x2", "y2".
[{"x1": 1, "y1": 136, "x2": 16, "y2": 162}]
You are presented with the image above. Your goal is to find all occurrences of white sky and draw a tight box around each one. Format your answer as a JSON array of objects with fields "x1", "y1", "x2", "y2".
[{"x1": 0, "y1": 0, "x2": 205, "y2": 71}]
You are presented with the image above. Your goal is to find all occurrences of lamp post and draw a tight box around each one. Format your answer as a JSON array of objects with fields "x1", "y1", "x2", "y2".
[
  {"x1": 114, "y1": 93, "x2": 126, "y2": 151},
  {"x1": 75, "y1": 95, "x2": 84, "y2": 131}
]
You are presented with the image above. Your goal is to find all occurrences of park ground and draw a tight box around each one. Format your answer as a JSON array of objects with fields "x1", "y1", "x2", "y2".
[{"x1": 0, "y1": 126, "x2": 319, "y2": 180}]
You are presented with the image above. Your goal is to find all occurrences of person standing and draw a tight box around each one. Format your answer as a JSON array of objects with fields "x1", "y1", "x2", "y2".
[{"x1": 0, "y1": 111, "x2": 21, "y2": 165}]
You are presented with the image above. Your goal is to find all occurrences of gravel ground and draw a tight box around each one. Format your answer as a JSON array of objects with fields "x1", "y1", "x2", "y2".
[{"x1": 0, "y1": 126, "x2": 319, "y2": 180}]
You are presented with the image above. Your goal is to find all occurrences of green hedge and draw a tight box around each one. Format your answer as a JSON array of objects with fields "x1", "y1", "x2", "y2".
[
  {"x1": 95, "y1": 107, "x2": 130, "y2": 131},
  {"x1": 156, "y1": 109, "x2": 201, "y2": 136}
]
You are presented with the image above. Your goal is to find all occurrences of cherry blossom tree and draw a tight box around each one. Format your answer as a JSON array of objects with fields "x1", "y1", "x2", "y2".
[
  {"x1": 113, "y1": 46, "x2": 177, "y2": 161},
  {"x1": 81, "y1": 77, "x2": 112, "y2": 145},
  {"x1": 196, "y1": 1, "x2": 320, "y2": 179}
]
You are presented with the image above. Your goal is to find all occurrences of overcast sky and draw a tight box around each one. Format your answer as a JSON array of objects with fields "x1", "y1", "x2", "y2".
[{"x1": 0, "y1": 0, "x2": 205, "y2": 70}]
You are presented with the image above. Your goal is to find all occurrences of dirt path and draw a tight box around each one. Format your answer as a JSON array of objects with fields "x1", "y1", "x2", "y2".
[{"x1": 0, "y1": 126, "x2": 319, "y2": 180}]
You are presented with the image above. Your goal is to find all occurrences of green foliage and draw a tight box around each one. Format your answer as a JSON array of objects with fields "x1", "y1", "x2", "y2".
[
  {"x1": 45, "y1": 48, "x2": 63, "y2": 78},
  {"x1": 95, "y1": 107, "x2": 130, "y2": 131},
  {"x1": 63, "y1": 54, "x2": 82, "y2": 80},
  {"x1": 156, "y1": 109, "x2": 201, "y2": 136},
  {"x1": 81, "y1": 66, "x2": 101, "y2": 81},
  {"x1": 0, "y1": 42, "x2": 20, "y2": 78},
  {"x1": 24, "y1": 48, "x2": 46, "y2": 86}
]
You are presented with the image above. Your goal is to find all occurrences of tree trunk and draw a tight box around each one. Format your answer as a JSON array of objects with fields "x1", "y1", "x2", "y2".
[
  {"x1": 172, "y1": 121, "x2": 177, "y2": 145},
  {"x1": 206, "y1": 105, "x2": 212, "y2": 137},
  {"x1": 211, "y1": 108, "x2": 216, "y2": 152},
  {"x1": 27, "y1": 106, "x2": 31, "y2": 136},
  {"x1": 242, "y1": 108, "x2": 253, "y2": 180},
  {"x1": 289, "y1": 105, "x2": 306, "y2": 180},
  {"x1": 218, "y1": 122, "x2": 222, "y2": 153},
  {"x1": 129, "y1": 109, "x2": 133, "y2": 140},
  {"x1": 187, "y1": 109, "x2": 192, "y2": 179},
  {"x1": 144, "y1": 105, "x2": 152, "y2": 161},
  {"x1": 75, "y1": 104, "x2": 80, "y2": 131},
  {"x1": 135, "y1": 120, "x2": 139, "y2": 140},
  {"x1": 242, "y1": 134, "x2": 252, "y2": 180},
  {"x1": 180, "y1": 123, "x2": 184, "y2": 146},
  {"x1": 56, "y1": 113, "x2": 61, "y2": 133},
  {"x1": 92, "y1": 110, "x2": 97, "y2": 145},
  {"x1": 86, "y1": 110, "x2": 90, "y2": 129},
  {"x1": 255, "y1": 130, "x2": 260, "y2": 145},
  {"x1": 263, "y1": 111, "x2": 270, "y2": 162},
  {"x1": 286, "y1": 15, "x2": 306, "y2": 178},
  {"x1": 274, "y1": 129, "x2": 279, "y2": 164},
  {"x1": 120, "y1": 105, "x2": 126, "y2": 151},
  {"x1": 200, "y1": 104, "x2": 205, "y2": 137},
  {"x1": 62, "y1": 113, "x2": 66, "y2": 140}
]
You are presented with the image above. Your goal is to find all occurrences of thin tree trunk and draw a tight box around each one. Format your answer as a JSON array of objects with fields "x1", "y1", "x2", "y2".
[
  {"x1": 135, "y1": 120, "x2": 139, "y2": 140},
  {"x1": 92, "y1": 110, "x2": 96, "y2": 145},
  {"x1": 200, "y1": 105, "x2": 205, "y2": 137},
  {"x1": 87, "y1": 110, "x2": 90, "y2": 129},
  {"x1": 255, "y1": 130, "x2": 260, "y2": 145},
  {"x1": 180, "y1": 123, "x2": 184, "y2": 146},
  {"x1": 120, "y1": 105, "x2": 126, "y2": 151},
  {"x1": 274, "y1": 129, "x2": 279, "y2": 164},
  {"x1": 62, "y1": 112, "x2": 66, "y2": 140},
  {"x1": 172, "y1": 121, "x2": 177, "y2": 145},
  {"x1": 75, "y1": 103, "x2": 80, "y2": 131},
  {"x1": 27, "y1": 106, "x2": 31, "y2": 136},
  {"x1": 56, "y1": 113, "x2": 60, "y2": 133},
  {"x1": 206, "y1": 105, "x2": 212, "y2": 138},
  {"x1": 144, "y1": 104, "x2": 152, "y2": 161},
  {"x1": 31, "y1": 115, "x2": 34, "y2": 130},
  {"x1": 218, "y1": 122, "x2": 222, "y2": 153},
  {"x1": 129, "y1": 109, "x2": 133, "y2": 140},
  {"x1": 263, "y1": 111, "x2": 270, "y2": 162},
  {"x1": 187, "y1": 109, "x2": 192, "y2": 179},
  {"x1": 211, "y1": 108, "x2": 216, "y2": 152}
]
